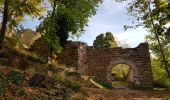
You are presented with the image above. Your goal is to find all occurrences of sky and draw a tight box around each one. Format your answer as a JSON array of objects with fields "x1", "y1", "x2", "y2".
[{"x1": 21, "y1": 0, "x2": 150, "y2": 47}]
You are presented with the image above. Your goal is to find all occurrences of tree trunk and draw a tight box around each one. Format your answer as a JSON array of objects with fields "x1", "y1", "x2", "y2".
[
  {"x1": 148, "y1": 1, "x2": 170, "y2": 78},
  {"x1": 48, "y1": 0, "x2": 57, "y2": 63},
  {"x1": 155, "y1": 34, "x2": 170, "y2": 78},
  {"x1": 0, "y1": 0, "x2": 9, "y2": 49}
]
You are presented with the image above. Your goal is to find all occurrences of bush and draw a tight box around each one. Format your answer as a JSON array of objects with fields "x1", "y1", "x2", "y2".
[
  {"x1": 0, "y1": 72, "x2": 7, "y2": 82},
  {"x1": 0, "y1": 82, "x2": 5, "y2": 95},
  {"x1": 15, "y1": 87, "x2": 25, "y2": 96},
  {"x1": 8, "y1": 71, "x2": 24, "y2": 84},
  {"x1": 0, "y1": 72, "x2": 7, "y2": 95},
  {"x1": 62, "y1": 78, "x2": 81, "y2": 92},
  {"x1": 153, "y1": 80, "x2": 169, "y2": 88},
  {"x1": 54, "y1": 72, "x2": 81, "y2": 92},
  {"x1": 26, "y1": 54, "x2": 46, "y2": 64},
  {"x1": 29, "y1": 73, "x2": 46, "y2": 88}
]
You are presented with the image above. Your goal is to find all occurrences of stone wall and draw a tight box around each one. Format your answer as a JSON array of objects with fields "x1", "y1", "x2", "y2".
[
  {"x1": 30, "y1": 39, "x2": 153, "y2": 89},
  {"x1": 29, "y1": 37, "x2": 50, "y2": 58},
  {"x1": 56, "y1": 41, "x2": 82, "y2": 68},
  {"x1": 86, "y1": 43, "x2": 153, "y2": 88}
]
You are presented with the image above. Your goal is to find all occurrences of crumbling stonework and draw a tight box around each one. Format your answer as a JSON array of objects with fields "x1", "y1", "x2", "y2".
[{"x1": 30, "y1": 39, "x2": 153, "y2": 89}]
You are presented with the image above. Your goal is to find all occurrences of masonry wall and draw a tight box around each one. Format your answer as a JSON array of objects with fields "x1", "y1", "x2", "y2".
[
  {"x1": 56, "y1": 41, "x2": 79, "y2": 67},
  {"x1": 29, "y1": 38, "x2": 50, "y2": 58},
  {"x1": 30, "y1": 39, "x2": 153, "y2": 89},
  {"x1": 85, "y1": 43, "x2": 153, "y2": 88}
]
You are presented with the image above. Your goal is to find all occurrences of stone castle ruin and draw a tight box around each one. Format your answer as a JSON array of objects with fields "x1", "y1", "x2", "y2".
[{"x1": 30, "y1": 38, "x2": 153, "y2": 89}]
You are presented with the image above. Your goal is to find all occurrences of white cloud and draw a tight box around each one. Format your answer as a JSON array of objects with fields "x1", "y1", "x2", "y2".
[
  {"x1": 73, "y1": 0, "x2": 150, "y2": 47},
  {"x1": 115, "y1": 27, "x2": 149, "y2": 47},
  {"x1": 21, "y1": 0, "x2": 149, "y2": 48},
  {"x1": 100, "y1": 0, "x2": 127, "y2": 16}
]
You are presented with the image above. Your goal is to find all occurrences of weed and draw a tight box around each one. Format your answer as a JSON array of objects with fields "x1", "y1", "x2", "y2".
[
  {"x1": 8, "y1": 71, "x2": 24, "y2": 84},
  {"x1": 15, "y1": 87, "x2": 25, "y2": 96}
]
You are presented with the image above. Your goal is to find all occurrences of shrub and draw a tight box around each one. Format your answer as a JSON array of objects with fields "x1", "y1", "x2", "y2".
[
  {"x1": 8, "y1": 71, "x2": 24, "y2": 84},
  {"x1": 61, "y1": 86, "x2": 72, "y2": 100},
  {"x1": 5, "y1": 36, "x2": 19, "y2": 48},
  {"x1": 54, "y1": 72, "x2": 81, "y2": 92},
  {"x1": 0, "y1": 72, "x2": 7, "y2": 95},
  {"x1": 0, "y1": 82, "x2": 5, "y2": 95},
  {"x1": 29, "y1": 73, "x2": 46, "y2": 88},
  {"x1": 61, "y1": 78, "x2": 81, "y2": 92},
  {"x1": 26, "y1": 54, "x2": 46, "y2": 64},
  {"x1": 153, "y1": 79, "x2": 169, "y2": 88},
  {"x1": 0, "y1": 72, "x2": 7, "y2": 82},
  {"x1": 15, "y1": 87, "x2": 25, "y2": 96}
]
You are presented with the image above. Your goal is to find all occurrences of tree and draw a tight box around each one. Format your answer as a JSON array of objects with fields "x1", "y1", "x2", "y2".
[
  {"x1": 93, "y1": 32, "x2": 117, "y2": 49},
  {"x1": 126, "y1": 0, "x2": 170, "y2": 78},
  {"x1": 0, "y1": 0, "x2": 44, "y2": 49},
  {"x1": 37, "y1": 0, "x2": 102, "y2": 54},
  {"x1": 0, "y1": 0, "x2": 9, "y2": 49}
]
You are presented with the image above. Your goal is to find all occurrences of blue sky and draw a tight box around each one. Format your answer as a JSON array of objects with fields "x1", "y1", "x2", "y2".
[{"x1": 21, "y1": 0, "x2": 149, "y2": 47}]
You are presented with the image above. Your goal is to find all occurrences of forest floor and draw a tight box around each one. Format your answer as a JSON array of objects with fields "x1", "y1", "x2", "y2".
[
  {"x1": 0, "y1": 46, "x2": 170, "y2": 100},
  {"x1": 83, "y1": 88, "x2": 170, "y2": 100}
]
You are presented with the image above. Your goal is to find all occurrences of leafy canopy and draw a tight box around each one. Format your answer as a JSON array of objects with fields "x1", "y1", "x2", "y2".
[
  {"x1": 0, "y1": 0, "x2": 44, "y2": 31},
  {"x1": 126, "y1": 0, "x2": 170, "y2": 77},
  {"x1": 38, "y1": 0, "x2": 102, "y2": 53},
  {"x1": 93, "y1": 32, "x2": 117, "y2": 49}
]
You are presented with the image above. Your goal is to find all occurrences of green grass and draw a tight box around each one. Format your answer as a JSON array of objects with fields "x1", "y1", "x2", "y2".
[{"x1": 112, "y1": 81, "x2": 129, "y2": 88}]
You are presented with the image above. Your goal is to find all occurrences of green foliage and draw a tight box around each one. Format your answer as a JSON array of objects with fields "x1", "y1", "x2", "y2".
[
  {"x1": 29, "y1": 73, "x2": 46, "y2": 88},
  {"x1": 5, "y1": 36, "x2": 19, "y2": 48},
  {"x1": 93, "y1": 32, "x2": 117, "y2": 49},
  {"x1": 0, "y1": 82, "x2": 5, "y2": 95},
  {"x1": 112, "y1": 64, "x2": 130, "y2": 81},
  {"x1": 127, "y1": 0, "x2": 170, "y2": 30},
  {"x1": 127, "y1": 0, "x2": 170, "y2": 77},
  {"x1": 0, "y1": 0, "x2": 44, "y2": 50},
  {"x1": 15, "y1": 87, "x2": 25, "y2": 96},
  {"x1": 56, "y1": 74, "x2": 82, "y2": 92},
  {"x1": 0, "y1": 72, "x2": 7, "y2": 95},
  {"x1": 0, "y1": 72, "x2": 7, "y2": 83},
  {"x1": 65, "y1": 79, "x2": 81, "y2": 92},
  {"x1": 8, "y1": 71, "x2": 24, "y2": 84},
  {"x1": 37, "y1": 0, "x2": 102, "y2": 53},
  {"x1": 0, "y1": 0, "x2": 44, "y2": 31},
  {"x1": 11, "y1": 28, "x2": 40, "y2": 48},
  {"x1": 152, "y1": 58, "x2": 170, "y2": 88},
  {"x1": 146, "y1": 33, "x2": 170, "y2": 69},
  {"x1": 26, "y1": 52, "x2": 46, "y2": 64}
]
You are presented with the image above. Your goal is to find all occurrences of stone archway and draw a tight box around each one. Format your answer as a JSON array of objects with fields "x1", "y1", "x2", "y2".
[
  {"x1": 84, "y1": 43, "x2": 153, "y2": 89},
  {"x1": 107, "y1": 59, "x2": 139, "y2": 86},
  {"x1": 30, "y1": 40, "x2": 153, "y2": 89}
]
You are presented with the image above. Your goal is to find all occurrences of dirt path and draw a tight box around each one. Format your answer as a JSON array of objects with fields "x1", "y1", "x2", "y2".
[{"x1": 85, "y1": 88, "x2": 170, "y2": 100}]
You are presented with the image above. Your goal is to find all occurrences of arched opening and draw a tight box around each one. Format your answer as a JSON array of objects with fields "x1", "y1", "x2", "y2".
[
  {"x1": 111, "y1": 64, "x2": 131, "y2": 81},
  {"x1": 111, "y1": 64, "x2": 133, "y2": 88},
  {"x1": 107, "y1": 60, "x2": 138, "y2": 88}
]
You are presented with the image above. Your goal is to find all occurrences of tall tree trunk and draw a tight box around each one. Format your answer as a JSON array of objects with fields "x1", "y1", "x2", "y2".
[
  {"x1": 155, "y1": 33, "x2": 170, "y2": 78},
  {"x1": 48, "y1": 0, "x2": 57, "y2": 63},
  {"x1": 148, "y1": 1, "x2": 170, "y2": 78},
  {"x1": 0, "y1": 0, "x2": 9, "y2": 49}
]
